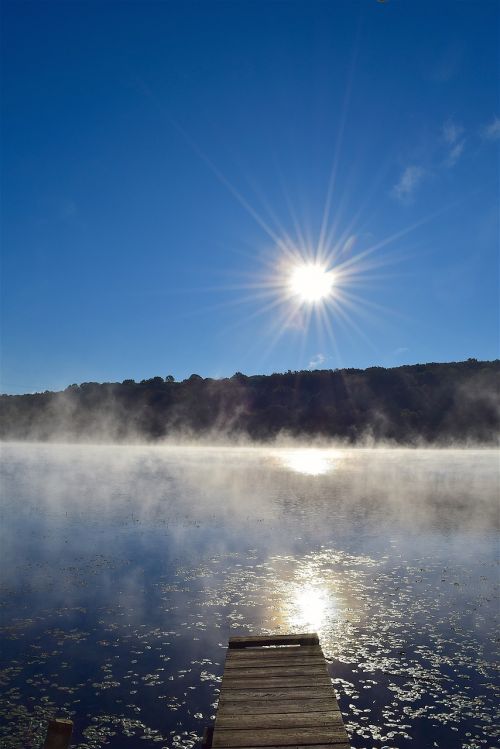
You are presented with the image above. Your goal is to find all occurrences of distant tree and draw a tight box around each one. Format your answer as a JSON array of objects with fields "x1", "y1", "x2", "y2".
[
  {"x1": 122, "y1": 379, "x2": 135, "y2": 385},
  {"x1": 165, "y1": 375, "x2": 175, "y2": 382}
]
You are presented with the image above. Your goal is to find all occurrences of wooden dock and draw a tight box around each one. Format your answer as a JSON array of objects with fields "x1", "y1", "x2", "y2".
[{"x1": 208, "y1": 632, "x2": 351, "y2": 749}]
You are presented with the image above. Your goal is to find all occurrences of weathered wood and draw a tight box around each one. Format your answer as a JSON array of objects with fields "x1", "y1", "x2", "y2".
[
  {"x1": 211, "y1": 746, "x2": 352, "y2": 749},
  {"x1": 201, "y1": 725, "x2": 214, "y2": 749},
  {"x1": 225, "y1": 655, "x2": 326, "y2": 667},
  {"x1": 224, "y1": 661, "x2": 327, "y2": 672},
  {"x1": 215, "y1": 710, "x2": 343, "y2": 729},
  {"x1": 295, "y1": 745, "x2": 352, "y2": 749},
  {"x1": 217, "y1": 698, "x2": 339, "y2": 714},
  {"x1": 226, "y1": 646, "x2": 322, "y2": 659},
  {"x1": 226, "y1": 650, "x2": 324, "y2": 661},
  {"x1": 42, "y1": 719, "x2": 73, "y2": 749},
  {"x1": 212, "y1": 726, "x2": 349, "y2": 747},
  {"x1": 212, "y1": 632, "x2": 350, "y2": 748},
  {"x1": 295, "y1": 746, "x2": 352, "y2": 749},
  {"x1": 216, "y1": 746, "x2": 352, "y2": 749},
  {"x1": 228, "y1": 633, "x2": 319, "y2": 649},
  {"x1": 221, "y1": 675, "x2": 332, "y2": 689},
  {"x1": 218, "y1": 687, "x2": 336, "y2": 701},
  {"x1": 222, "y1": 665, "x2": 328, "y2": 679}
]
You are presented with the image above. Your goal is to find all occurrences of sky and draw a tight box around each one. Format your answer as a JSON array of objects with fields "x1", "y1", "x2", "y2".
[{"x1": 1, "y1": 0, "x2": 499, "y2": 394}]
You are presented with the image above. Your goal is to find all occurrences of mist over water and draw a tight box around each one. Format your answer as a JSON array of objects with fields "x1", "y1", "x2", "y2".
[{"x1": 0, "y1": 443, "x2": 498, "y2": 749}]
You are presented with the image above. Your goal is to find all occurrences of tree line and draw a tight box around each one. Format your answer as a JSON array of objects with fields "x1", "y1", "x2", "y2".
[{"x1": 0, "y1": 359, "x2": 498, "y2": 444}]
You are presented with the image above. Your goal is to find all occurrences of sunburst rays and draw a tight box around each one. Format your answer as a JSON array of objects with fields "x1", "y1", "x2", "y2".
[
  {"x1": 193, "y1": 214, "x2": 417, "y2": 368},
  {"x1": 153, "y1": 89, "x2": 441, "y2": 370}
]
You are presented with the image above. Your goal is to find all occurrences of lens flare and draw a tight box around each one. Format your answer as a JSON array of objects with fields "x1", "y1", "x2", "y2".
[{"x1": 158, "y1": 71, "x2": 424, "y2": 367}]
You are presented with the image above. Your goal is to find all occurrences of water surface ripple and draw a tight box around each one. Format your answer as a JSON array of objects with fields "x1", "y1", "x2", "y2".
[{"x1": 0, "y1": 444, "x2": 498, "y2": 749}]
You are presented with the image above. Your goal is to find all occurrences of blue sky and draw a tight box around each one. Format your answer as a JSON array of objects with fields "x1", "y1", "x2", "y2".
[{"x1": 1, "y1": 0, "x2": 498, "y2": 393}]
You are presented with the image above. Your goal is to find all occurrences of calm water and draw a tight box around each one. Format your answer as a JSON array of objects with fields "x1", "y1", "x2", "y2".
[{"x1": 0, "y1": 443, "x2": 498, "y2": 749}]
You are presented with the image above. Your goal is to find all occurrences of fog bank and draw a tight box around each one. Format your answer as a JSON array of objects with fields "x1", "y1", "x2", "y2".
[{"x1": 0, "y1": 359, "x2": 498, "y2": 446}]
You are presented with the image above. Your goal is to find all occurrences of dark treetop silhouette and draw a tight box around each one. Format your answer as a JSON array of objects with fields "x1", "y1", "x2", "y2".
[{"x1": 0, "y1": 359, "x2": 498, "y2": 444}]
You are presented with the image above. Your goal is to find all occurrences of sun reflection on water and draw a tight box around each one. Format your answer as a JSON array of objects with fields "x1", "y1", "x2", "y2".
[
  {"x1": 278, "y1": 448, "x2": 342, "y2": 475},
  {"x1": 288, "y1": 584, "x2": 336, "y2": 631}
]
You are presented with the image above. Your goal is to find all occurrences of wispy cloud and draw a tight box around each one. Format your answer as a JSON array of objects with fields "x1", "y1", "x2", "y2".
[
  {"x1": 481, "y1": 116, "x2": 500, "y2": 141},
  {"x1": 392, "y1": 166, "x2": 426, "y2": 203},
  {"x1": 444, "y1": 139, "x2": 465, "y2": 168},
  {"x1": 442, "y1": 121, "x2": 464, "y2": 145},
  {"x1": 308, "y1": 353, "x2": 326, "y2": 370},
  {"x1": 442, "y1": 120, "x2": 465, "y2": 168},
  {"x1": 393, "y1": 119, "x2": 468, "y2": 203}
]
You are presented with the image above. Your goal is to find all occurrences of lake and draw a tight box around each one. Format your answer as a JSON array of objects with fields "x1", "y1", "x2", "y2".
[{"x1": 0, "y1": 443, "x2": 498, "y2": 749}]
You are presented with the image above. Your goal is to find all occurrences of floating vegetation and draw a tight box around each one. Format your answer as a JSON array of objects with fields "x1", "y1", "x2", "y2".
[{"x1": 0, "y1": 444, "x2": 498, "y2": 748}]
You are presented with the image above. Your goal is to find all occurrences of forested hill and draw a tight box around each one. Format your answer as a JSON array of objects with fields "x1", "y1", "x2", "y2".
[{"x1": 1, "y1": 359, "x2": 498, "y2": 444}]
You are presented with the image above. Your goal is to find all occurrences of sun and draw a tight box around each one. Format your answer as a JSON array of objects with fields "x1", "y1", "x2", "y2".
[{"x1": 289, "y1": 263, "x2": 335, "y2": 303}]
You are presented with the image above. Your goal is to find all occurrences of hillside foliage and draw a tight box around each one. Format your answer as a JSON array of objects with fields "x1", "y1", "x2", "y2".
[{"x1": 0, "y1": 359, "x2": 498, "y2": 444}]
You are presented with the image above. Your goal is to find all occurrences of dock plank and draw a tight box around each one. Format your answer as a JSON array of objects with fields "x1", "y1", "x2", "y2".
[
  {"x1": 212, "y1": 727, "x2": 349, "y2": 747},
  {"x1": 221, "y1": 675, "x2": 332, "y2": 689},
  {"x1": 218, "y1": 687, "x2": 337, "y2": 701},
  {"x1": 225, "y1": 656, "x2": 326, "y2": 668},
  {"x1": 215, "y1": 710, "x2": 343, "y2": 729},
  {"x1": 226, "y1": 646, "x2": 323, "y2": 659},
  {"x1": 217, "y1": 698, "x2": 339, "y2": 714},
  {"x1": 228, "y1": 633, "x2": 319, "y2": 649},
  {"x1": 215, "y1": 746, "x2": 351, "y2": 749},
  {"x1": 222, "y1": 665, "x2": 328, "y2": 679}
]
